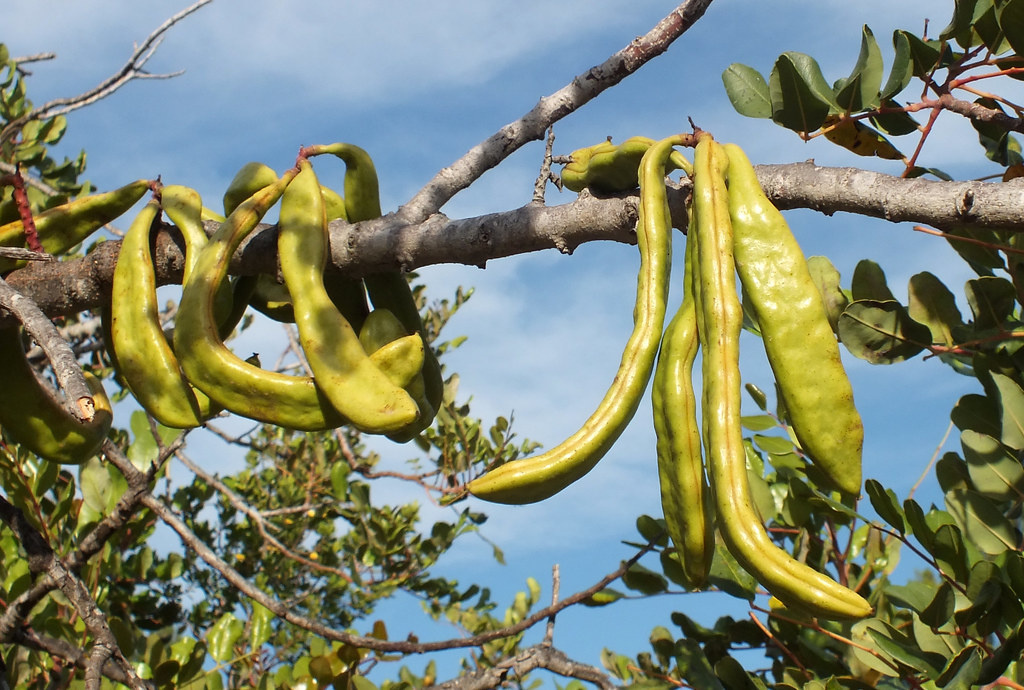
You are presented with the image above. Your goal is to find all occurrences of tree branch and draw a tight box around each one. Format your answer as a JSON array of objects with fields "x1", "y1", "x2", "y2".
[
  {"x1": 0, "y1": 434, "x2": 180, "y2": 654},
  {"x1": 0, "y1": 0, "x2": 212, "y2": 145},
  {"x1": 100, "y1": 431, "x2": 656, "y2": 655},
  {"x1": 0, "y1": 493, "x2": 151, "y2": 689},
  {"x1": 397, "y1": 0, "x2": 714, "y2": 223},
  {"x1": 9, "y1": 626, "x2": 134, "y2": 686},
  {"x1": 7, "y1": 163, "x2": 1024, "y2": 321}
]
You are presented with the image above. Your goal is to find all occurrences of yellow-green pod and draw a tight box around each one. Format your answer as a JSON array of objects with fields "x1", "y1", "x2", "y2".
[
  {"x1": 304, "y1": 142, "x2": 444, "y2": 437},
  {"x1": 561, "y1": 137, "x2": 692, "y2": 194},
  {"x1": 0, "y1": 326, "x2": 112, "y2": 464},
  {"x1": 467, "y1": 134, "x2": 686, "y2": 504},
  {"x1": 277, "y1": 159, "x2": 419, "y2": 434},
  {"x1": 174, "y1": 167, "x2": 348, "y2": 432},
  {"x1": 109, "y1": 197, "x2": 217, "y2": 428},
  {"x1": 652, "y1": 231, "x2": 713, "y2": 590},
  {"x1": 694, "y1": 138, "x2": 871, "y2": 620},
  {"x1": 722, "y1": 143, "x2": 863, "y2": 497},
  {"x1": 0, "y1": 179, "x2": 150, "y2": 273}
]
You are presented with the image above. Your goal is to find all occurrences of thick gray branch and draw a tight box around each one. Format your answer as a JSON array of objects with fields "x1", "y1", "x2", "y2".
[
  {"x1": 6, "y1": 163, "x2": 1024, "y2": 319},
  {"x1": 758, "y1": 161, "x2": 1024, "y2": 227},
  {"x1": 397, "y1": 0, "x2": 713, "y2": 223}
]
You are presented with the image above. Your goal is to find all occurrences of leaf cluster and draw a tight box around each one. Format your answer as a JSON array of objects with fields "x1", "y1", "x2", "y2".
[
  {"x1": 0, "y1": 44, "x2": 88, "y2": 215},
  {"x1": 723, "y1": 0, "x2": 1024, "y2": 179}
]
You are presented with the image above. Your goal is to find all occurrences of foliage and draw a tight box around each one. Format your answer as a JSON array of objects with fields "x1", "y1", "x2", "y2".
[
  {"x1": 4, "y1": 1, "x2": 1024, "y2": 688},
  {"x1": 723, "y1": 0, "x2": 1024, "y2": 179},
  {"x1": 0, "y1": 45, "x2": 88, "y2": 218}
]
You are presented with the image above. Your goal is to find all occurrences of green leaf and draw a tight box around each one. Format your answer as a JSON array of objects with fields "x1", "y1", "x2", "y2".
[
  {"x1": 806, "y1": 489, "x2": 865, "y2": 522},
  {"x1": 622, "y1": 562, "x2": 667, "y2": 595},
  {"x1": 870, "y1": 103, "x2": 920, "y2": 136},
  {"x1": 998, "y1": 0, "x2": 1024, "y2": 57},
  {"x1": 128, "y1": 410, "x2": 180, "y2": 471},
  {"x1": 205, "y1": 670, "x2": 225, "y2": 690},
  {"x1": 961, "y1": 429, "x2": 1024, "y2": 499},
  {"x1": 707, "y1": 543, "x2": 757, "y2": 600},
  {"x1": 881, "y1": 30, "x2": 914, "y2": 99},
  {"x1": 351, "y1": 676, "x2": 378, "y2": 690},
  {"x1": 897, "y1": 30, "x2": 945, "y2": 77},
  {"x1": 907, "y1": 272, "x2": 962, "y2": 347},
  {"x1": 850, "y1": 619, "x2": 902, "y2": 677},
  {"x1": 636, "y1": 514, "x2": 668, "y2": 546},
  {"x1": 950, "y1": 393, "x2": 1000, "y2": 437},
  {"x1": 979, "y1": 619, "x2": 1024, "y2": 685},
  {"x1": 79, "y1": 456, "x2": 113, "y2": 514},
  {"x1": 806, "y1": 255, "x2": 848, "y2": 335},
  {"x1": 833, "y1": 25, "x2": 884, "y2": 112},
  {"x1": 945, "y1": 488, "x2": 1019, "y2": 555},
  {"x1": 206, "y1": 612, "x2": 243, "y2": 664},
  {"x1": 885, "y1": 582, "x2": 934, "y2": 612},
  {"x1": 580, "y1": 587, "x2": 625, "y2": 608},
  {"x1": 249, "y1": 601, "x2": 274, "y2": 651},
  {"x1": 752, "y1": 434, "x2": 794, "y2": 455},
  {"x1": 903, "y1": 499, "x2": 935, "y2": 550},
  {"x1": 943, "y1": 225, "x2": 1006, "y2": 276},
  {"x1": 866, "y1": 623, "x2": 945, "y2": 679},
  {"x1": 912, "y1": 614, "x2": 963, "y2": 659},
  {"x1": 851, "y1": 259, "x2": 895, "y2": 301},
  {"x1": 971, "y1": 98, "x2": 1023, "y2": 166},
  {"x1": 711, "y1": 655, "x2": 751, "y2": 690},
  {"x1": 330, "y1": 463, "x2": 349, "y2": 501},
  {"x1": 966, "y1": 276, "x2": 1016, "y2": 329},
  {"x1": 740, "y1": 415, "x2": 777, "y2": 432},
  {"x1": 941, "y1": 0, "x2": 982, "y2": 48},
  {"x1": 744, "y1": 383, "x2": 768, "y2": 410},
  {"x1": 722, "y1": 64, "x2": 772, "y2": 119},
  {"x1": 936, "y1": 452, "x2": 971, "y2": 494},
  {"x1": 973, "y1": 0, "x2": 1011, "y2": 55},
  {"x1": 837, "y1": 300, "x2": 930, "y2": 364},
  {"x1": 865, "y1": 478, "x2": 905, "y2": 533},
  {"x1": 920, "y1": 581, "x2": 955, "y2": 628},
  {"x1": 991, "y1": 372, "x2": 1024, "y2": 450},
  {"x1": 660, "y1": 550, "x2": 699, "y2": 590},
  {"x1": 935, "y1": 645, "x2": 983, "y2": 690},
  {"x1": 932, "y1": 522, "x2": 969, "y2": 582},
  {"x1": 769, "y1": 52, "x2": 836, "y2": 132}
]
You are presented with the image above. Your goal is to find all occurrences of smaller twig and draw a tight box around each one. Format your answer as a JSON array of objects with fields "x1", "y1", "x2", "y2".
[
  {"x1": 11, "y1": 52, "x2": 57, "y2": 69},
  {"x1": 0, "y1": 161, "x2": 61, "y2": 197},
  {"x1": 0, "y1": 0, "x2": 213, "y2": 145},
  {"x1": 9, "y1": 627, "x2": 130, "y2": 685},
  {"x1": 544, "y1": 564, "x2": 560, "y2": 645},
  {"x1": 429, "y1": 643, "x2": 615, "y2": 690},
  {"x1": 532, "y1": 126, "x2": 558, "y2": 203},
  {"x1": 0, "y1": 246, "x2": 55, "y2": 263},
  {"x1": 913, "y1": 224, "x2": 1024, "y2": 256},
  {"x1": 909, "y1": 419, "x2": 954, "y2": 500},
  {"x1": 756, "y1": 604, "x2": 901, "y2": 673},
  {"x1": 747, "y1": 611, "x2": 812, "y2": 680},
  {"x1": 174, "y1": 448, "x2": 356, "y2": 583}
]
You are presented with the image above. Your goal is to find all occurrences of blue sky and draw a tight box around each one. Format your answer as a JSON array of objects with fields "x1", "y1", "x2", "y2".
[{"x1": 6, "y1": 0, "x2": 994, "y2": 683}]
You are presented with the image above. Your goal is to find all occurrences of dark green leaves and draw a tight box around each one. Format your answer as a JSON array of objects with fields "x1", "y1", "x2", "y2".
[
  {"x1": 838, "y1": 300, "x2": 931, "y2": 364},
  {"x1": 722, "y1": 63, "x2": 771, "y2": 119},
  {"x1": 834, "y1": 26, "x2": 884, "y2": 112},
  {"x1": 769, "y1": 52, "x2": 835, "y2": 131}
]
